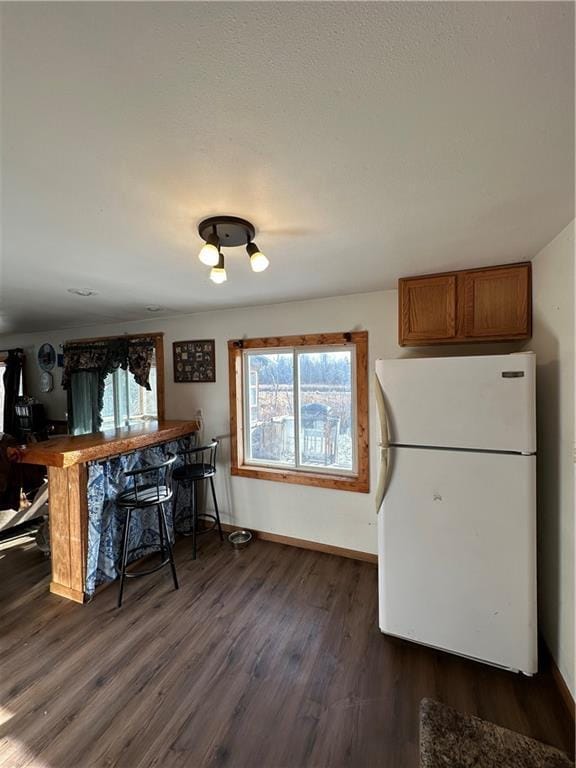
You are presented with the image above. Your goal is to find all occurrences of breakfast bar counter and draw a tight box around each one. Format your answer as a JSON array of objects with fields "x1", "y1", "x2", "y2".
[{"x1": 20, "y1": 420, "x2": 199, "y2": 603}]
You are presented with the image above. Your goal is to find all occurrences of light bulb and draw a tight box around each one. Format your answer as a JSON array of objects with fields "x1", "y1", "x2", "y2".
[
  {"x1": 247, "y1": 242, "x2": 269, "y2": 272},
  {"x1": 209, "y1": 267, "x2": 227, "y2": 284},
  {"x1": 210, "y1": 252, "x2": 227, "y2": 283},
  {"x1": 198, "y1": 242, "x2": 220, "y2": 267},
  {"x1": 250, "y1": 252, "x2": 269, "y2": 272}
]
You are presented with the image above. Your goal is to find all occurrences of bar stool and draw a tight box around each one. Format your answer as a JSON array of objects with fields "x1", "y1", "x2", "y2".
[
  {"x1": 173, "y1": 440, "x2": 223, "y2": 560},
  {"x1": 116, "y1": 454, "x2": 178, "y2": 607}
]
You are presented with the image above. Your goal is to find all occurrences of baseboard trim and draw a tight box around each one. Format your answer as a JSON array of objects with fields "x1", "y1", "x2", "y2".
[
  {"x1": 541, "y1": 641, "x2": 575, "y2": 724},
  {"x1": 221, "y1": 523, "x2": 378, "y2": 565}
]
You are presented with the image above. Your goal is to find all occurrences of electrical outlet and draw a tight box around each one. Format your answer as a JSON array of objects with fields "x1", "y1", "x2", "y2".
[{"x1": 196, "y1": 408, "x2": 203, "y2": 420}]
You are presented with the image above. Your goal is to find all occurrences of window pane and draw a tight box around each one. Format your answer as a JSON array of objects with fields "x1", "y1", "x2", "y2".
[
  {"x1": 101, "y1": 373, "x2": 115, "y2": 428},
  {"x1": 127, "y1": 363, "x2": 158, "y2": 422},
  {"x1": 245, "y1": 352, "x2": 295, "y2": 466},
  {"x1": 297, "y1": 350, "x2": 353, "y2": 471},
  {"x1": 117, "y1": 369, "x2": 129, "y2": 425},
  {"x1": 101, "y1": 355, "x2": 158, "y2": 429}
]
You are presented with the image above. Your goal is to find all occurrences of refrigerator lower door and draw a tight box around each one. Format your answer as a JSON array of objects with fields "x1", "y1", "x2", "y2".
[{"x1": 378, "y1": 447, "x2": 537, "y2": 674}]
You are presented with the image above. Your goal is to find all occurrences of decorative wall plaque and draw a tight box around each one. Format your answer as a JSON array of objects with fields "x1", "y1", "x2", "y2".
[
  {"x1": 173, "y1": 340, "x2": 215, "y2": 383},
  {"x1": 38, "y1": 343, "x2": 56, "y2": 371}
]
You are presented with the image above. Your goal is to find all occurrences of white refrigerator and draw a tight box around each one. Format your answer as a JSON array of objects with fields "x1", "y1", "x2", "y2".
[{"x1": 375, "y1": 352, "x2": 537, "y2": 675}]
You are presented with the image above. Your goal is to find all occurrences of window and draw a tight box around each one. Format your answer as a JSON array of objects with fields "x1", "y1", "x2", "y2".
[
  {"x1": 101, "y1": 350, "x2": 159, "y2": 429},
  {"x1": 66, "y1": 333, "x2": 165, "y2": 434},
  {"x1": 228, "y1": 332, "x2": 368, "y2": 492}
]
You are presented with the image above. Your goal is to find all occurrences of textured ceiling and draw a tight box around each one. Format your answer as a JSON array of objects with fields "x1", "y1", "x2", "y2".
[{"x1": 1, "y1": 1, "x2": 574, "y2": 334}]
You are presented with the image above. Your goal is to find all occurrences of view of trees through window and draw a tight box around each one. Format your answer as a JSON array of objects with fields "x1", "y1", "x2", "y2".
[
  {"x1": 245, "y1": 348, "x2": 354, "y2": 472},
  {"x1": 101, "y1": 360, "x2": 157, "y2": 428}
]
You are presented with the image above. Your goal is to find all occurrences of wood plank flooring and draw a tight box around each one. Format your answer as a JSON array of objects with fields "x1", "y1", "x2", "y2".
[{"x1": 0, "y1": 534, "x2": 573, "y2": 768}]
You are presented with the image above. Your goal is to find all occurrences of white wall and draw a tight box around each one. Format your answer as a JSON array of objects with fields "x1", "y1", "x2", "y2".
[
  {"x1": 528, "y1": 220, "x2": 575, "y2": 698},
  {"x1": 1, "y1": 290, "x2": 399, "y2": 555}
]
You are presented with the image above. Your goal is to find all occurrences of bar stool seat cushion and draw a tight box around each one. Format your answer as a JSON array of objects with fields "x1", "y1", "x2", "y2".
[
  {"x1": 116, "y1": 484, "x2": 173, "y2": 508},
  {"x1": 173, "y1": 463, "x2": 215, "y2": 481}
]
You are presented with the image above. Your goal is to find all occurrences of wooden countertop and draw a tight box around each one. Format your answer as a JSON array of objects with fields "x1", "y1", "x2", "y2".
[{"x1": 19, "y1": 420, "x2": 200, "y2": 468}]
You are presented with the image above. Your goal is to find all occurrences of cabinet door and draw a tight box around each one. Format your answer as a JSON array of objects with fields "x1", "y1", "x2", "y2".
[
  {"x1": 464, "y1": 264, "x2": 531, "y2": 339},
  {"x1": 399, "y1": 275, "x2": 457, "y2": 345}
]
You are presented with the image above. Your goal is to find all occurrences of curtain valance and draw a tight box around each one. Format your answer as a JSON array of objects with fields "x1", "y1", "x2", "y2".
[{"x1": 62, "y1": 337, "x2": 156, "y2": 392}]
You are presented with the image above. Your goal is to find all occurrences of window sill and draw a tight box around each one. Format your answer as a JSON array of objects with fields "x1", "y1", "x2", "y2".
[{"x1": 231, "y1": 464, "x2": 369, "y2": 493}]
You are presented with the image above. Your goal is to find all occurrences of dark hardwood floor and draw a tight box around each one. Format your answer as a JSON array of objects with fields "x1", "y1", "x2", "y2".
[{"x1": 0, "y1": 533, "x2": 573, "y2": 768}]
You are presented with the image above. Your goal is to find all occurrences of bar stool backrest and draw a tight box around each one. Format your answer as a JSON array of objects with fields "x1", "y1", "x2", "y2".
[
  {"x1": 123, "y1": 453, "x2": 177, "y2": 505},
  {"x1": 180, "y1": 440, "x2": 218, "y2": 473}
]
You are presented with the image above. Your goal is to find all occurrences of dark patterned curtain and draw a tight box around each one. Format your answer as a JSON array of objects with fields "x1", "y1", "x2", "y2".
[
  {"x1": 2, "y1": 349, "x2": 24, "y2": 437},
  {"x1": 126, "y1": 338, "x2": 155, "y2": 391},
  {"x1": 62, "y1": 337, "x2": 156, "y2": 434},
  {"x1": 61, "y1": 340, "x2": 116, "y2": 390}
]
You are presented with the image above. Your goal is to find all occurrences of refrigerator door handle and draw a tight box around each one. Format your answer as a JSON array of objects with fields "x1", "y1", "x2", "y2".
[{"x1": 375, "y1": 373, "x2": 391, "y2": 512}]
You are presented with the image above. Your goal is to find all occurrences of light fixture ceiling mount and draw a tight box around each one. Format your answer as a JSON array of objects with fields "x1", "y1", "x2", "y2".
[
  {"x1": 198, "y1": 216, "x2": 256, "y2": 247},
  {"x1": 197, "y1": 216, "x2": 269, "y2": 282}
]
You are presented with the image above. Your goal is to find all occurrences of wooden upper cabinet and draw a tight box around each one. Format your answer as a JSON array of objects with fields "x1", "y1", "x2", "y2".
[
  {"x1": 400, "y1": 275, "x2": 457, "y2": 343},
  {"x1": 398, "y1": 262, "x2": 531, "y2": 346},
  {"x1": 464, "y1": 264, "x2": 531, "y2": 339}
]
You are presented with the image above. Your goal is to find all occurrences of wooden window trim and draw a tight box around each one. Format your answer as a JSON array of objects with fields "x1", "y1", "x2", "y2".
[
  {"x1": 153, "y1": 335, "x2": 166, "y2": 422},
  {"x1": 66, "y1": 332, "x2": 165, "y2": 421},
  {"x1": 228, "y1": 331, "x2": 369, "y2": 493}
]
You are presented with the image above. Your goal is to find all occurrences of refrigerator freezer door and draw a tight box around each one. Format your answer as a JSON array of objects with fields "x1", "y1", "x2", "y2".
[
  {"x1": 378, "y1": 447, "x2": 537, "y2": 674},
  {"x1": 375, "y1": 353, "x2": 536, "y2": 453}
]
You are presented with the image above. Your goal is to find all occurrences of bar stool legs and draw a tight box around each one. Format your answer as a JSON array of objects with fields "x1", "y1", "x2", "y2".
[
  {"x1": 209, "y1": 477, "x2": 224, "y2": 542},
  {"x1": 159, "y1": 503, "x2": 179, "y2": 591},
  {"x1": 158, "y1": 504, "x2": 165, "y2": 559},
  {"x1": 191, "y1": 482, "x2": 198, "y2": 561},
  {"x1": 183, "y1": 479, "x2": 222, "y2": 560},
  {"x1": 118, "y1": 509, "x2": 132, "y2": 608},
  {"x1": 117, "y1": 503, "x2": 179, "y2": 608}
]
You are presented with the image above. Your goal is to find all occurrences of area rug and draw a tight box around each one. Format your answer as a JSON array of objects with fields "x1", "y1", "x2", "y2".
[{"x1": 420, "y1": 698, "x2": 574, "y2": 768}]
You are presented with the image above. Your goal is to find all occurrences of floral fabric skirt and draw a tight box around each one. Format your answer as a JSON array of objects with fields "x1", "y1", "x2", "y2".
[{"x1": 85, "y1": 435, "x2": 196, "y2": 597}]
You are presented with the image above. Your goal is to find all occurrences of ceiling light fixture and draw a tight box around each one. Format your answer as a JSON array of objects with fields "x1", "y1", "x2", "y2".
[{"x1": 197, "y1": 216, "x2": 269, "y2": 283}]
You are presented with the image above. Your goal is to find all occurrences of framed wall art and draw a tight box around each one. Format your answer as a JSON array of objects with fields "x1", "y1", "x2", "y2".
[{"x1": 173, "y1": 339, "x2": 216, "y2": 383}]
